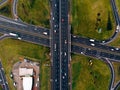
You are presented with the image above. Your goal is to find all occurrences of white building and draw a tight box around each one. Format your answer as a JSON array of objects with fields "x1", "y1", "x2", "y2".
[
  {"x1": 19, "y1": 68, "x2": 33, "y2": 90},
  {"x1": 19, "y1": 68, "x2": 33, "y2": 76},
  {"x1": 23, "y1": 77, "x2": 33, "y2": 90}
]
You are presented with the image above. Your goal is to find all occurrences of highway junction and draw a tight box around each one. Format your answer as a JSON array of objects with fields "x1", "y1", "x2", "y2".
[{"x1": 0, "y1": 0, "x2": 120, "y2": 90}]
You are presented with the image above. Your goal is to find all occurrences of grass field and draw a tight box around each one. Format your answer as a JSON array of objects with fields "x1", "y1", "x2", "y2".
[
  {"x1": 71, "y1": 0, "x2": 115, "y2": 40},
  {"x1": 0, "y1": 0, "x2": 12, "y2": 18},
  {"x1": 109, "y1": 0, "x2": 120, "y2": 84},
  {"x1": 112, "y1": 62, "x2": 120, "y2": 85},
  {"x1": 18, "y1": 0, "x2": 50, "y2": 28},
  {"x1": 0, "y1": 39, "x2": 50, "y2": 90},
  {"x1": 71, "y1": 54, "x2": 110, "y2": 90},
  {"x1": 116, "y1": 0, "x2": 120, "y2": 16},
  {"x1": 109, "y1": 33, "x2": 120, "y2": 47}
]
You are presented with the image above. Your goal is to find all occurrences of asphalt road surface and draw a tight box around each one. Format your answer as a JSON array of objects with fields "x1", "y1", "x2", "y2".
[{"x1": 0, "y1": 61, "x2": 9, "y2": 90}]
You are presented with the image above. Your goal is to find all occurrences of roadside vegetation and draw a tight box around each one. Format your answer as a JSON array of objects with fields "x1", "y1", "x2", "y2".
[
  {"x1": 17, "y1": 0, "x2": 50, "y2": 28},
  {"x1": 0, "y1": 39, "x2": 50, "y2": 90},
  {"x1": 112, "y1": 62, "x2": 120, "y2": 85},
  {"x1": 116, "y1": 0, "x2": 120, "y2": 16},
  {"x1": 71, "y1": 0, "x2": 115, "y2": 40},
  {"x1": 0, "y1": 0, "x2": 12, "y2": 18},
  {"x1": 109, "y1": 33, "x2": 120, "y2": 47},
  {"x1": 72, "y1": 54, "x2": 110, "y2": 90}
]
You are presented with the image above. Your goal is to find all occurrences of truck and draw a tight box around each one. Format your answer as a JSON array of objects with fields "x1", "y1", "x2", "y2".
[
  {"x1": 117, "y1": 25, "x2": 119, "y2": 30},
  {"x1": 9, "y1": 33, "x2": 18, "y2": 37},
  {"x1": 89, "y1": 39, "x2": 95, "y2": 42}
]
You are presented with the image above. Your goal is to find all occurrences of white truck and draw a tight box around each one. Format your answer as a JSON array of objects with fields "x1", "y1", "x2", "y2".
[
  {"x1": 117, "y1": 25, "x2": 119, "y2": 30},
  {"x1": 89, "y1": 39, "x2": 95, "y2": 42},
  {"x1": 9, "y1": 33, "x2": 18, "y2": 37}
]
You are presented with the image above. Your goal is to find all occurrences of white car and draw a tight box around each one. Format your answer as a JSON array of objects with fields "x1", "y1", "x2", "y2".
[{"x1": 43, "y1": 32, "x2": 47, "y2": 35}]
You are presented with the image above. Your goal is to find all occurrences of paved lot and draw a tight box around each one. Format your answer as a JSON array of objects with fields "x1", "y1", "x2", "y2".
[{"x1": 12, "y1": 59, "x2": 40, "y2": 90}]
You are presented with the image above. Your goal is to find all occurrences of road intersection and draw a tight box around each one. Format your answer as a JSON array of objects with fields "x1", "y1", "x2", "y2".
[{"x1": 0, "y1": 0, "x2": 120, "y2": 90}]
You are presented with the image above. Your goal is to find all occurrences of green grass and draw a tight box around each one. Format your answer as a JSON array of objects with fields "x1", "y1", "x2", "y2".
[
  {"x1": 116, "y1": 0, "x2": 120, "y2": 16},
  {"x1": 71, "y1": 0, "x2": 115, "y2": 40},
  {"x1": 72, "y1": 54, "x2": 110, "y2": 90},
  {"x1": 0, "y1": 39, "x2": 50, "y2": 90},
  {"x1": 109, "y1": 33, "x2": 120, "y2": 47},
  {"x1": 0, "y1": 0, "x2": 12, "y2": 18},
  {"x1": 112, "y1": 62, "x2": 120, "y2": 85},
  {"x1": 18, "y1": 0, "x2": 50, "y2": 28}
]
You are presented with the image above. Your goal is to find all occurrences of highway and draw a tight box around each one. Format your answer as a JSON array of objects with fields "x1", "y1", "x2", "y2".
[
  {"x1": 50, "y1": 0, "x2": 60, "y2": 90},
  {"x1": 0, "y1": 61, "x2": 9, "y2": 90},
  {"x1": 50, "y1": 0, "x2": 70, "y2": 89},
  {"x1": 59, "y1": 0, "x2": 70, "y2": 90},
  {"x1": 1, "y1": 19, "x2": 120, "y2": 62},
  {"x1": 0, "y1": 0, "x2": 120, "y2": 89}
]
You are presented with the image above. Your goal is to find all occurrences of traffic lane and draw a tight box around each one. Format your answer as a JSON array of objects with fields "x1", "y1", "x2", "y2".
[
  {"x1": 110, "y1": 0, "x2": 119, "y2": 24},
  {"x1": 85, "y1": 48, "x2": 97, "y2": 57},
  {"x1": 0, "y1": 22, "x2": 50, "y2": 40},
  {"x1": 60, "y1": 5, "x2": 69, "y2": 90},
  {"x1": 71, "y1": 45, "x2": 85, "y2": 54},
  {"x1": 72, "y1": 35, "x2": 120, "y2": 53},
  {"x1": 20, "y1": 34, "x2": 50, "y2": 47},
  {"x1": 0, "y1": 25, "x2": 120, "y2": 60},
  {"x1": 0, "y1": 20, "x2": 50, "y2": 36},
  {"x1": 0, "y1": 15, "x2": 50, "y2": 35},
  {"x1": 51, "y1": 0, "x2": 60, "y2": 89}
]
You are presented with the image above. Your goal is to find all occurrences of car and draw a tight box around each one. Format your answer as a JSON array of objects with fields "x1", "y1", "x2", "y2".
[
  {"x1": 54, "y1": 30, "x2": 56, "y2": 33},
  {"x1": 89, "y1": 39, "x2": 94, "y2": 42},
  {"x1": 111, "y1": 49, "x2": 114, "y2": 51},
  {"x1": 64, "y1": 52, "x2": 66, "y2": 56},
  {"x1": 73, "y1": 35, "x2": 76, "y2": 38},
  {"x1": 18, "y1": 37, "x2": 21, "y2": 40},
  {"x1": 102, "y1": 41, "x2": 105, "y2": 43},
  {"x1": 65, "y1": 40, "x2": 67, "y2": 44},
  {"x1": 62, "y1": 19, "x2": 64, "y2": 22},
  {"x1": 116, "y1": 48, "x2": 119, "y2": 50},
  {"x1": 43, "y1": 32, "x2": 47, "y2": 35},
  {"x1": 13, "y1": 82, "x2": 17, "y2": 87},
  {"x1": 91, "y1": 43, "x2": 95, "y2": 46},
  {"x1": 53, "y1": 17, "x2": 54, "y2": 20},
  {"x1": 55, "y1": 4, "x2": 57, "y2": 7}
]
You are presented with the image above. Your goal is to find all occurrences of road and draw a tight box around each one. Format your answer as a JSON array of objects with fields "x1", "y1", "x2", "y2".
[
  {"x1": 114, "y1": 80, "x2": 120, "y2": 90},
  {"x1": 0, "y1": 0, "x2": 7, "y2": 6},
  {"x1": 59, "y1": 0, "x2": 70, "y2": 90},
  {"x1": 103, "y1": 58, "x2": 115, "y2": 90},
  {"x1": 100, "y1": 0, "x2": 120, "y2": 45},
  {"x1": 0, "y1": 61, "x2": 9, "y2": 90},
  {"x1": 50, "y1": 0, "x2": 60, "y2": 89},
  {"x1": 0, "y1": 0, "x2": 120, "y2": 89},
  {"x1": 12, "y1": 0, "x2": 18, "y2": 20},
  {"x1": 50, "y1": 0, "x2": 70, "y2": 89},
  {"x1": 0, "y1": 34, "x2": 12, "y2": 40},
  {"x1": 1, "y1": 19, "x2": 120, "y2": 62}
]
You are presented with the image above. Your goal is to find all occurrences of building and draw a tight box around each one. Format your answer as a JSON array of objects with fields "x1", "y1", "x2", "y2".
[
  {"x1": 19, "y1": 68, "x2": 33, "y2": 90},
  {"x1": 19, "y1": 68, "x2": 33, "y2": 76},
  {"x1": 23, "y1": 77, "x2": 33, "y2": 90}
]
